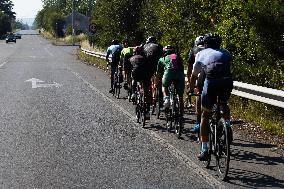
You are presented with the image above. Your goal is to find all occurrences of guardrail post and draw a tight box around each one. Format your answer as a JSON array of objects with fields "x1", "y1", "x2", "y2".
[{"x1": 241, "y1": 97, "x2": 249, "y2": 109}]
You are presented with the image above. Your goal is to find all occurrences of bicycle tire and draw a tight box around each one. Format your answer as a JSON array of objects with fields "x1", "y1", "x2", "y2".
[
  {"x1": 216, "y1": 118, "x2": 230, "y2": 180},
  {"x1": 141, "y1": 96, "x2": 146, "y2": 128},
  {"x1": 165, "y1": 108, "x2": 172, "y2": 131},
  {"x1": 155, "y1": 87, "x2": 161, "y2": 119},
  {"x1": 174, "y1": 96, "x2": 182, "y2": 139}
]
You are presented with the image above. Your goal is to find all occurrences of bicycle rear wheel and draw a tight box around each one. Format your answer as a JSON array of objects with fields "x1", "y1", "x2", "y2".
[
  {"x1": 174, "y1": 96, "x2": 182, "y2": 139},
  {"x1": 155, "y1": 86, "x2": 161, "y2": 119},
  {"x1": 165, "y1": 108, "x2": 172, "y2": 131},
  {"x1": 216, "y1": 118, "x2": 230, "y2": 180},
  {"x1": 141, "y1": 97, "x2": 146, "y2": 128}
]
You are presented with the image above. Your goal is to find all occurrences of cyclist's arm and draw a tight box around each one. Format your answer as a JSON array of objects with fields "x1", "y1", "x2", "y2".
[
  {"x1": 120, "y1": 49, "x2": 124, "y2": 67},
  {"x1": 106, "y1": 48, "x2": 111, "y2": 62},
  {"x1": 189, "y1": 61, "x2": 202, "y2": 93}
]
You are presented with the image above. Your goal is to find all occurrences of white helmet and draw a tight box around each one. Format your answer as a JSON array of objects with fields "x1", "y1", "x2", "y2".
[{"x1": 194, "y1": 36, "x2": 204, "y2": 46}]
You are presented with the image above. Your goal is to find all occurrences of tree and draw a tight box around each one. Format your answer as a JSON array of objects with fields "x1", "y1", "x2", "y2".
[
  {"x1": 0, "y1": 0, "x2": 15, "y2": 19},
  {"x1": 0, "y1": 12, "x2": 11, "y2": 35}
]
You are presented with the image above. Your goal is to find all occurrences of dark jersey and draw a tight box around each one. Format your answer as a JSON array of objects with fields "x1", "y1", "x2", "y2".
[
  {"x1": 130, "y1": 54, "x2": 149, "y2": 82},
  {"x1": 187, "y1": 46, "x2": 205, "y2": 66},
  {"x1": 143, "y1": 43, "x2": 163, "y2": 74}
]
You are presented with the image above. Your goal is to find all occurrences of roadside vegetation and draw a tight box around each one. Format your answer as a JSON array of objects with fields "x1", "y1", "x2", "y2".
[
  {"x1": 0, "y1": 0, "x2": 28, "y2": 38},
  {"x1": 36, "y1": 0, "x2": 284, "y2": 137}
]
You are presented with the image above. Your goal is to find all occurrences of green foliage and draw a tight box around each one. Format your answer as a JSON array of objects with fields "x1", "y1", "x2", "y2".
[
  {"x1": 0, "y1": 0, "x2": 15, "y2": 35},
  {"x1": 0, "y1": 12, "x2": 11, "y2": 35},
  {"x1": 229, "y1": 96, "x2": 284, "y2": 137},
  {"x1": 90, "y1": 0, "x2": 283, "y2": 90}
]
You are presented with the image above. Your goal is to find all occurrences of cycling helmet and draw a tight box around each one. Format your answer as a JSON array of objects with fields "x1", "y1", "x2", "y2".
[
  {"x1": 194, "y1": 36, "x2": 204, "y2": 46},
  {"x1": 146, "y1": 36, "x2": 157, "y2": 44},
  {"x1": 163, "y1": 45, "x2": 175, "y2": 55},
  {"x1": 203, "y1": 33, "x2": 221, "y2": 48},
  {"x1": 122, "y1": 38, "x2": 129, "y2": 44},
  {"x1": 112, "y1": 39, "x2": 119, "y2": 45},
  {"x1": 134, "y1": 45, "x2": 144, "y2": 55}
]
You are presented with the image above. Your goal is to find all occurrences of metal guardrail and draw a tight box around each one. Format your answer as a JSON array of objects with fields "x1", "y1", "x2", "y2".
[{"x1": 81, "y1": 47, "x2": 284, "y2": 108}]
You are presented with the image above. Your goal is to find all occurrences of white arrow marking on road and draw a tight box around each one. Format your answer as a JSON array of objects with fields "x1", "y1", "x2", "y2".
[
  {"x1": 0, "y1": 61, "x2": 8, "y2": 68},
  {"x1": 25, "y1": 78, "x2": 62, "y2": 89}
]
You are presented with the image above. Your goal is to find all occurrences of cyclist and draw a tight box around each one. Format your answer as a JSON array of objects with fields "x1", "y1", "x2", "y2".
[
  {"x1": 130, "y1": 45, "x2": 151, "y2": 118},
  {"x1": 120, "y1": 38, "x2": 133, "y2": 90},
  {"x1": 187, "y1": 36, "x2": 205, "y2": 133},
  {"x1": 106, "y1": 39, "x2": 123, "y2": 93},
  {"x1": 143, "y1": 36, "x2": 163, "y2": 108},
  {"x1": 156, "y1": 45, "x2": 185, "y2": 119},
  {"x1": 189, "y1": 33, "x2": 233, "y2": 161}
]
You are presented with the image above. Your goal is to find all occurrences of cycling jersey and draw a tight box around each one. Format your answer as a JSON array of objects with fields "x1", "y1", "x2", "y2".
[
  {"x1": 120, "y1": 47, "x2": 133, "y2": 71},
  {"x1": 157, "y1": 54, "x2": 185, "y2": 96},
  {"x1": 143, "y1": 43, "x2": 163, "y2": 75},
  {"x1": 106, "y1": 44, "x2": 123, "y2": 67},
  {"x1": 130, "y1": 54, "x2": 149, "y2": 82},
  {"x1": 192, "y1": 48, "x2": 232, "y2": 79}
]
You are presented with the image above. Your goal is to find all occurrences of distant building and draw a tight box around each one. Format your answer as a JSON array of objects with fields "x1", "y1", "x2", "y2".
[{"x1": 64, "y1": 11, "x2": 89, "y2": 34}]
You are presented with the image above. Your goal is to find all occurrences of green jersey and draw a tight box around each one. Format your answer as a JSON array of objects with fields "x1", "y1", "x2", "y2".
[{"x1": 120, "y1": 47, "x2": 133, "y2": 63}]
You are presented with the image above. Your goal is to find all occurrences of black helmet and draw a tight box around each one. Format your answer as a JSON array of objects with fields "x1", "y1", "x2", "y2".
[
  {"x1": 134, "y1": 45, "x2": 144, "y2": 55},
  {"x1": 122, "y1": 38, "x2": 129, "y2": 44},
  {"x1": 146, "y1": 36, "x2": 157, "y2": 44},
  {"x1": 203, "y1": 33, "x2": 221, "y2": 48},
  {"x1": 112, "y1": 39, "x2": 119, "y2": 45},
  {"x1": 194, "y1": 35, "x2": 204, "y2": 46},
  {"x1": 163, "y1": 45, "x2": 175, "y2": 55}
]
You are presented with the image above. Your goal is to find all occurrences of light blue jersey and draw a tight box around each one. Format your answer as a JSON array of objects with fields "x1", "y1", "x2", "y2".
[{"x1": 193, "y1": 48, "x2": 232, "y2": 79}]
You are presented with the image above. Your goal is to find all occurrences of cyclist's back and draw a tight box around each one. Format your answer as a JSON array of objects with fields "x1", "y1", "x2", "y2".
[
  {"x1": 196, "y1": 48, "x2": 232, "y2": 80},
  {"x1": 106, "y1": 40, "x2": 122, "y2": 67},
  {"x1": 143, "y1": 36, "x2": 163, "y2": 75},
  {"x1": 130, "y1": 49, "x2": 148, "y2": 83}
]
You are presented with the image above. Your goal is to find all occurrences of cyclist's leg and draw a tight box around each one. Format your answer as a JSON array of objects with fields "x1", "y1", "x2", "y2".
[
  {"x1": 218, "y1": 78, "x2": 233, "y2": 126},
  {"x1": 176, "y1": 75, "x2": 185, "y2": 118},
  {"x1": 143, "y1": 77, "x2": 152, "y2": 115},
  {"x1": 162, "y1": 72, "x2": 171, "y2": 107},
  {"x1": 110, "y1": 65, "x2": 117, "y2": 92},
  {"x1": 199, "y1": 79, "x2": 216, "y2": 160}
]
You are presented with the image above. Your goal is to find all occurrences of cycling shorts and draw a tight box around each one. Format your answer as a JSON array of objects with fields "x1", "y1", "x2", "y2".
[
  {"x1": 132, "y1": 66, "x2": 150, "y2": 83},
  {"x1": 162, "y1": 70, "x2": 185, "y2": 97},
  {"x1": 201, "y1": 77, "x2": 233, "y2": 111},
  {"x1": 123, "y1": 60, "x2": 132, "y2": 73}
]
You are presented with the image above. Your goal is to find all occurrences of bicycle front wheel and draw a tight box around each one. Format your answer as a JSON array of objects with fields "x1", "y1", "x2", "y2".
[{"x1": 216, "y1": 118, "x2": 230, "y2": 180}]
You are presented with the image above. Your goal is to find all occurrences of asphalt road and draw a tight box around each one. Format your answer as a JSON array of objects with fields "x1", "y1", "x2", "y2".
[{"x1": 0, "y1": 30, "x2": 283, "y2": 188}]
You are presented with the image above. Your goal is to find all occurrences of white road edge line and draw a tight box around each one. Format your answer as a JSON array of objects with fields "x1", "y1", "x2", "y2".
[
  {"x1": 0, "y1": 61, "x2": 8, "y2": 68},
  {"x1": 71, "y1": 71, "x2": 225, "y2": 189}
]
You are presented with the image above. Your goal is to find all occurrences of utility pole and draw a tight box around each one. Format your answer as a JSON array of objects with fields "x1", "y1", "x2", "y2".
[{"x1": 72, "y1": 0, "x2": 75, "y2": 45}]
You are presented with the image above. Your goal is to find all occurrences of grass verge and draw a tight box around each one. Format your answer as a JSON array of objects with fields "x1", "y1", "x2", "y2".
[
  {"x1": 229, "y1": 96, "x2": 284, "y2": 137},
  {"x1": 77, "y1": 50, "x2": 108, "y2": 71}
]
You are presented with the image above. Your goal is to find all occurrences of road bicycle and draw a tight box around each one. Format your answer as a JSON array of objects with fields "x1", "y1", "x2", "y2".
[
  {"x1": 151, "y1": 80, "x2": 163, "y2": 119},
  {"x1": 165, "y1": 81, "x2": 183, "y2": 139},
  {"x1": 135, "y1": 82, "x2": 148, "y2": 127},
  {"x1": 203, "y1": 99, "x2": 233, "y2": 180},
  {"x1": 113, "y1": 66, "x2": 123, "y2": 99}
]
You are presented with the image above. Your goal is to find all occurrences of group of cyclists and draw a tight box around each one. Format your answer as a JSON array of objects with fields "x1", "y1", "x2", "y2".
[{"x1": 106, "y1": 33, "x2": 233, "y2": 161}]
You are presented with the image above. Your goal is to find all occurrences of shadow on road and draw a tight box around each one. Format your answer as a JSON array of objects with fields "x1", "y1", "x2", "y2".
[
  {"x1": 232, "y1": 139, "x2": 283, "y2": 166},
  {"x1": 227, "y1": 168, "x2": 284, "y2": 188}
]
